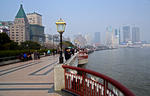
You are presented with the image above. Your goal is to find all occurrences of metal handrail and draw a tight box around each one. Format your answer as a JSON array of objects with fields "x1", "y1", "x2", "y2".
[{"x1": 62, "y1": 65, "x2": 135, "y2": 96}]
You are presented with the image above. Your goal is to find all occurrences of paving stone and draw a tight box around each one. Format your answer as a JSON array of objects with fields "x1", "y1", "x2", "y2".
[{"x1": 0, "y1": 55, "x2": 61, "y2": 96}]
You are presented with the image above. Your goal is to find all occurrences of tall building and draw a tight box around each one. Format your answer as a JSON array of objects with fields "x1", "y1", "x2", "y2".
[
  {"x1": 106, "y1": 26, "x2": 113, "y2": 47},
  {"x1": 123, "y1": 26, "x2": 130, "y2": 43},
  {"x1": 94, "y1": 32, "x2": 100, "y2": 46},
  {"x1": 27, "y1": 12, "x2": 42, "y2": 26},
  {"x1": 132, "y1": 27, "x2": 140, "y2": 43},
  {"x1": 27, "y1": 12, "x2": 45, "y2": 44},
  {"x1": 118, "y1": 28, "x2": 121, "y2": 44},
  {"x1": 113, "y1": 29, "x2": 119, "y2": 47},
  {"x1": 10, "y1": 4, "x2": 30, "y2": 43}
]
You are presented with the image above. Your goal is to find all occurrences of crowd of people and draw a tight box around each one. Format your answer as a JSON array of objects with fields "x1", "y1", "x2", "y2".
[
  {"x1": 64, "y1": 48, "x2": 78, "y2": 61},
  {"x1": 18, "y1": 48, "x2": 79, "y2": 62},
  {"x1": 18, "y1": 51, "x2": 40, "y2": 61}
]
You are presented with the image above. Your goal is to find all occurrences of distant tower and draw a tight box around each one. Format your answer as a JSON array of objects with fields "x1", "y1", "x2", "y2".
[
  {"x1": 114, "y1": 29, "x2": 119, "y2": 47},
  {"x1": 123, "y1": 26, "x2": 130, "y2": 43},
  {"x1": 132, "y1": 26, "x2": 140, "y2": 43},
  {"x1": 94, "y1": 32, "x2": 100, "y2": 46},
  {"x1": 10, "y1": 4, "x2": 30, "y2": 43},
  {"x1": 118, "y1": 28, "x2": 121, "y2": 44},
  {"x1": 106, "y1": 26, "x2": 113, "y2": 47}
]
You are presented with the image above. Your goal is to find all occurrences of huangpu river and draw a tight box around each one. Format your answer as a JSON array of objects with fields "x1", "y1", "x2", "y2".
[{"x1": 85, "y1": 48, "x2": 150, "y2": 96}]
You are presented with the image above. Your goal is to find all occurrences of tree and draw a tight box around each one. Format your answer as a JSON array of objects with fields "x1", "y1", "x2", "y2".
[
  {"x1": 62, "y1": 41, "x2": 75, "y2": 49},
  {"x1": 2, "y1": 41, "x2": 19, "y2": 50},
  {"x1": 0, "y1": 33, "x2": 11, "y2": 50},
  {"x1": 20, "y1": 41, "x2": 41, "y2": 50}
]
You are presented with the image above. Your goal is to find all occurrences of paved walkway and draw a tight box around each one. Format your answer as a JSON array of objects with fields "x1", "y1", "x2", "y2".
[{"x1": 0, "y1": 55, "x2": 61, "y2": 96}]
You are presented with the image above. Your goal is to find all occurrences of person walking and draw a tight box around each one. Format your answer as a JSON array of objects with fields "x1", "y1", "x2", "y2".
[{"x1": 23, "y1": 53, "x2": 27, "y2": 61}]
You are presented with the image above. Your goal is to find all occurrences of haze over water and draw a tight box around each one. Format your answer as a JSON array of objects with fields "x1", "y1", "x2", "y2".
[{"x1": 86, "y1": 48, "x2": 150, "y2": 96}]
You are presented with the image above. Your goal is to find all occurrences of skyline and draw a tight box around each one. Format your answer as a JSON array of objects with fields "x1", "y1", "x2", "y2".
[{"x1": 1, "y1": 0, "x2": 150, "y2": 43}]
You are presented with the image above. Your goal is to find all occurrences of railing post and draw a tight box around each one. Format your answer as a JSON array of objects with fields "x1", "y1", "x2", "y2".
[
  {"x1": 64, "y1": 68, "x2": 66, "y2": 89},
  {"x1": 82, "y1": 72, "x2": 85, "y2": 96},
  {"x1": 104, "y1": 80, "x2": 108, "y2": 96}
]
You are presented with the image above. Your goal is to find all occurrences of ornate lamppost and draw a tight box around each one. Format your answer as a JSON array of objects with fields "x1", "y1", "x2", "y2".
[{"x1": 56, "y1": 18, "x2": 66, "y2": 63}]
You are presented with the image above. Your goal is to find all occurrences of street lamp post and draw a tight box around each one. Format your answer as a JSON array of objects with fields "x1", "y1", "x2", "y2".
[{"x1": 56, "y1": 18, "x2": 66, "y2": 63}]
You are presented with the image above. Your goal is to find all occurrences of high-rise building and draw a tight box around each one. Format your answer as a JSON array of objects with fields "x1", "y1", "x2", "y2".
[
  {"x1": 10, "y1": 4, "x2": 30, "y2": 43},
  {"x1": 27, "y1": 12, "x2": 45, "y2": 44},
  {"x1": 123, "y1": 26, "x2": 130, "y2": 43},
  {"x1": 27, "y1": 12, "x2": 42, "y2": 26},
  {"x1": 106, "y1": 26, "x2": 113, "y2": 47},
  {"x1": 132, "y1": 27, "x2": 140, "y2": 43},
  {"x1": 118, "y1": 28, "x2": 121, "y2": 44},
  {"x1": 113, "y1": 29, "x2": 119, "y2": 47},
  {"x1": 94, "y1": 32, "x2": 100, "y2": 45}
]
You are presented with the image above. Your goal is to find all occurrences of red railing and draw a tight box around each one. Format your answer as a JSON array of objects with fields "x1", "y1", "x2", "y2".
[{"x1": 62, "y1": 65, "x2": 135, "y2": 96}]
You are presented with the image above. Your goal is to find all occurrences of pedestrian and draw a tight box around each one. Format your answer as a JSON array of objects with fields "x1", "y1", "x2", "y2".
[
  {"x1": 64, "y1": 48, "x2": 71, "y2": 61},
  {"x1": 34, "y1": 51, "x2": 38, "y2": 60},
  {"x1": 37, "y1": 52, "x2": 40, "y2": 59},
  {"x1": 31, "y1": 52, "x2": 34, "y2": 60},
  {"x1": 23, "y1": 53, "x2": 27, "y2": 61},
  {"x1": 71, "y1": 48, "x2": 74, "y2": 55},
  {"x1": 47, "y1": 50, "x2": 50, "y2": 56}
]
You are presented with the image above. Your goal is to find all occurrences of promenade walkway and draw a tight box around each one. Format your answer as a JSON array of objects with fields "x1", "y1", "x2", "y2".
[{"x1": 0, "y1": 55, "x2": 61, "y2": 96}]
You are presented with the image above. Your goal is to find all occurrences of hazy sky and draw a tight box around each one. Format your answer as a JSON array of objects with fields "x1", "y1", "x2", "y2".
[{"x1": 1, "y1": 0, "x2": 150, "y2": 42}]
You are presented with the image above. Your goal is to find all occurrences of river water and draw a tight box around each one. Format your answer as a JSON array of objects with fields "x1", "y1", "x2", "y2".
[{"x1": 84, "y1": 48, "x2": 150, "y2": 96}]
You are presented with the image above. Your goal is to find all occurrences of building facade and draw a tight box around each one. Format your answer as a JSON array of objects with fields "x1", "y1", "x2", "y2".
[
  {"x1": 27, "y1": 12, "x2": 42, "y2": 26},
  {"x1": 123, "y1": 26, "x2": 130, "y2": 43},
  {"x1": 29, "y1": 25, "x2": 45, "y2": 43},
  {"x1": 27, "y1": 12, "x2": 45, "y2": 44},
  {"x1": 10, "y1": 4, "x2": 30, "y2": 43},
  {"x1": 106, "y1": 26, "x2": 113, "y2": 48},
  {"x1": 94, "y1": 32, "x2": 101, "y2": 46},
  {"x1": 113, "y1": 29, "x2": 119, "y2": 47},
  {"x1": 132, "y1": 27, "x2": 140, "y2": 43}
]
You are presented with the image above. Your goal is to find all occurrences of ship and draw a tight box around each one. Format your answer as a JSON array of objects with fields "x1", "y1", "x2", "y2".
[{"x1": 78, "y1": 50, "x2": 88, "y2": 65}]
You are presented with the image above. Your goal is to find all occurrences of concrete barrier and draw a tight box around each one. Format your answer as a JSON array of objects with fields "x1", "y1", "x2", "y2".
[
  {"x1": 54, "y1": 64, "x2": 65, "y2": 91},
  {"x1": 54, "y1": 53, "x2": 78, "y2": 91}
]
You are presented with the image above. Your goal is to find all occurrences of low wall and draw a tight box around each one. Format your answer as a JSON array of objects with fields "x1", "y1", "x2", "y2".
[{"x1": 54, "y1": 53, "x2": 78, "y2": 91}]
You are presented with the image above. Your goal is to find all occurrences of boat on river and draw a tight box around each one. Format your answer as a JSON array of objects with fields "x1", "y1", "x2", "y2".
[{"x1": 78, "y1": 51, "x2": 88, "y2": 65}]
